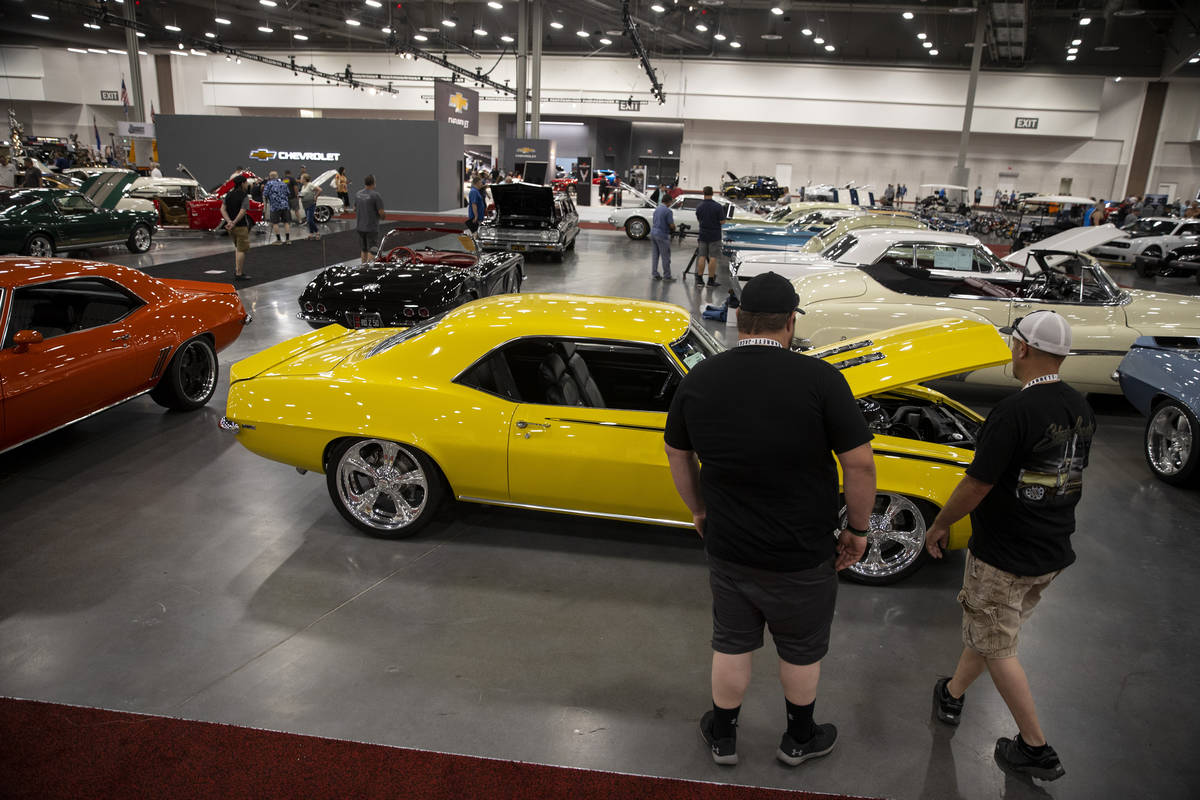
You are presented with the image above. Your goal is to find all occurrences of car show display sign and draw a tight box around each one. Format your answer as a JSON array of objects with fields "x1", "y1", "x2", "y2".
[
  {"x1": 501, "y1": 138, "x2": 556, "y2": 175},
  {"x1": 435, "y1": 80, "x2": 478, "y2": 136},
  {"x1": 117, "y1": 121, "x2": 155, "y2": 138},
  {"x1": 576, "y1": 156, "x2": 592, "y2": 206}
]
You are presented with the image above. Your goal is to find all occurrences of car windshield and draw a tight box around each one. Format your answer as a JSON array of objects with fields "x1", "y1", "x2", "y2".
[
  {"x1": 371, "y1": 227, "x2": 481, "y2": 264},
  {"x1": 671, "y1": 322, "x2": 724, "y2": 370},
  {"x1": 1126, "y1": 219, "x2": 1177, "y2": 236},
  {"x1": 822, "y1": 234, "x2": 859, "y2": 260},
  {"x1": 765, "y1": 206, "x2": 793, "y2": 222}
]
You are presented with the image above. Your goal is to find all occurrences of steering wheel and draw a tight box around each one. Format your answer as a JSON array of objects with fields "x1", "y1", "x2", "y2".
[{"x1": 379, "y1": 246, "x2": 417, "y2": 263}]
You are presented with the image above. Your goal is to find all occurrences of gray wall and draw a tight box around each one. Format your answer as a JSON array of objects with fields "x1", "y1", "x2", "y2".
[{"x1": 155, "y1": 115, "x2": 463, "y2": 211}]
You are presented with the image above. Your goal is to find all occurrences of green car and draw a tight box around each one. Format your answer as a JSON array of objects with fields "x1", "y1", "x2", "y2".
[{"x1": 0, "y1": 188, "x2": 158, "y2": 257}]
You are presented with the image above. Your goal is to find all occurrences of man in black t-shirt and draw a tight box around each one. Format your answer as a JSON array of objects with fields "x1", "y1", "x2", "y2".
[
  {"x1": 693, "y1": 186, "x2": 725, "y2": 288},
  {"x1": 664, "y1": 271, "x2": 876, "y2": 768},
  {"x1": 219, "y1": 175, "x2": 254, "y2": 281},
  {"x1": 925, "y1": 310, "x2": 1095, "y2": 782}
]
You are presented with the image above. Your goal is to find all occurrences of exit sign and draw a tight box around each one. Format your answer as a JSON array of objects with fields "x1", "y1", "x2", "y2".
[
  {"x1": 1015, "y1": 117, "x2": 1039, "y2": 129},
  {"x1": 618, "y1": 99, "x2": 642, "y2": 111},
  {"x1": 100, "y1": 90, "x2": 119, "y2": 101}
]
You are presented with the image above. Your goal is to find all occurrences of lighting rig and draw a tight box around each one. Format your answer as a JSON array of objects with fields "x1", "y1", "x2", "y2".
[{"x1": 622, "y1": 0, "x2": 665, "y2": 104}]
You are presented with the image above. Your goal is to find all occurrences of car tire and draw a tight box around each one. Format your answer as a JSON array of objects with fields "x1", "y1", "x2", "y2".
[
  {"x1": 326, "y1": 438, "x2": 445, "y2": 538},
  {"x1": 24, "y1": 233, "x2": 54, "y2": 257},
  {"x1": 1144, "y1": 399, "x2": 1199, "y2": 486},
  {"x1": 1137, "y1": 247, "x2": 1162, "y2": 277},
  {"x1": 150, "y1": 336, "x2": 218, "y2": 411},
  {"x1": 625, "y1": 217, "x2": 649, "y2": 240},
  {"x1": 126, "y1": 223, "x2": 153, "y2": 253},
  {"x1": 313, "y1": 205, "x2": 333, "y2": 224},
  {"x1": 838, "y1": 493, "x2": 932, "y2": 585}
]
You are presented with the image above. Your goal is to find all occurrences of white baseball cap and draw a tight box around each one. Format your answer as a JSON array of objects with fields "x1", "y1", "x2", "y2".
[{"x1": 1000, "y1": 310, "x2": 1072, "y2": 356}]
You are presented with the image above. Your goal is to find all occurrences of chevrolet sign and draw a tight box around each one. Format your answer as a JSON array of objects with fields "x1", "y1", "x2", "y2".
[{"x1": 249, "y1": 148, "x2": 341, "y2": 161}]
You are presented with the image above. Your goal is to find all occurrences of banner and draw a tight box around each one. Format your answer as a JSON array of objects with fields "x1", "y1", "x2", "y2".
[
  {"x1": 117, "y1": 121, "x2": 155, "y2": 138},
  {"x1": 434, "y1": 80, "x2": 478, "y2": 136},
  {"x1": 575, "y1": 156, "x2": 592, "y2": 206}
]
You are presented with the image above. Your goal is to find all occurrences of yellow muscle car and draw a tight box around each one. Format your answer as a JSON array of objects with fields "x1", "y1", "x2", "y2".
[{"x1": 220, "y1": 295, "x2": 1010, "y2": 584}]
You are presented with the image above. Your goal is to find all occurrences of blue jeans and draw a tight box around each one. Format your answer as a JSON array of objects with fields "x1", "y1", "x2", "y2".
[
  {"x1": 651, "y1": 235, "x2": 672, "y2": 277},
  {"x1": 304, "y1": 204, "x2": 318, "y2": 234}
]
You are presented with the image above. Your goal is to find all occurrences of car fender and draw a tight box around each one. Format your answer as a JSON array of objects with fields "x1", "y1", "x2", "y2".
[{"x1": 795, "y1": 302, "x2": 997, "y2": 348}]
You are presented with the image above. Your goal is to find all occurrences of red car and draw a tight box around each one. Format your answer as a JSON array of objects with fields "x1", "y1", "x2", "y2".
[
  {"x1": 186, "y1": 171, "x2": 264, "y2": 230},
  {"x1": 0, "y1": 258, "x2": 250, "y2": 454}
]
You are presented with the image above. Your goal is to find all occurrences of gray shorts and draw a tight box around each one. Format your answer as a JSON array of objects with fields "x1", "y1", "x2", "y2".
[
  {"x1": 708, "y1": 554, "x2": 838, "y2": 666},
  {"x1": 358, "y1": 230, "x2": 378, "y2": 251},
  {"x1": 270, "y1": 208, "x2": 290, "y2": 224},
  {"x1": 696, "y1": 240, "x2": 721, "y2": 259}
]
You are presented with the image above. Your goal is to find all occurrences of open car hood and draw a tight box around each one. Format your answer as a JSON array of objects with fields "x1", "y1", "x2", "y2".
[
  {"x1": 805, "y1": 318, "x2": 1012, "y2": 398},
  {"x1": 490, "y1": 183, "x2": 554, "y2": 220},
  {"x1": 80, "y1": 171, "x2": 138, "y2": 209},
  {"x1": 1004, "y1": 223, "x2": 1128, "y2": 267}
]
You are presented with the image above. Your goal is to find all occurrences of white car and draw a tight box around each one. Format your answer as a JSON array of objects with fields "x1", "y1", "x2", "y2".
[
  {"x1": 607, "y1": 190, "x2": 752, "y2": 240},
  {"x1": 733, "y1": 228, "x2": 1022, "y2": 284},
  {"x1": 305, "y1": 168, "x2": 349, "y2": 223},
  {"x1": 61, "y1": 167, "x2": 158, "y2": 214},
  {"x1": 1089, "y1": 217, "x2": 1200, "y2": 272}
]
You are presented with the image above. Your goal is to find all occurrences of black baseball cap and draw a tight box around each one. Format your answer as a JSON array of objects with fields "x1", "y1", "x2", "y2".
[
  {"x1": 739, "y1": 271, "x2": 801, "y2": 314},
  {"x1": 231, "y1": 174, "x2": 247, "y2": 187}
]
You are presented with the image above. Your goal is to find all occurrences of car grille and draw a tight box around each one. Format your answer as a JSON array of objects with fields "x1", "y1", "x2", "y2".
[
  {"x1": 491, "y1": 230, "x2": 554, "y2": 242},
  {"x1": 1106, "y1": 241, "x2": 1131, "y2": 249}
]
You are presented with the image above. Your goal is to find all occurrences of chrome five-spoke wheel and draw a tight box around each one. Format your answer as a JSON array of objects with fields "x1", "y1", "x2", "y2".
[
  {"x1": 1145, "y1": 400, "x2": 1198, "y2": 486},
  {"x1": 327, "y1": 439, "x2": 444, "y2": 537},
  {"x1": 840, "y1": 493, "x2": 929, "y2": 585}
]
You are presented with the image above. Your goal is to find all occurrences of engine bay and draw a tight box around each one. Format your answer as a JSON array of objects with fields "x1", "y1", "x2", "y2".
[{"x1": 858, "y1": 393, "x2": 979, "y2": 448}]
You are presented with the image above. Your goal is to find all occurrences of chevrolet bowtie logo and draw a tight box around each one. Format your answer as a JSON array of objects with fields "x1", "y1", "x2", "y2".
[
  {"x1": 249, "y1": 149, "x2": 276, "y2": 161},
  {"x1": 449, "y1": 92, "x2": 469, "y2": 113},
  {"x1": 516, "y1": 147, "x2": 536, "y2": 155}
]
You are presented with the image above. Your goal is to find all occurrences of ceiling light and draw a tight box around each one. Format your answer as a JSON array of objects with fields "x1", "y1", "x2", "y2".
[
  {"x1": 474, "y1": 27, "x2": 487, "y2": 35},
  {"x1": 577, "y1": 29, "x2": 590, "y2": 37},
  {"x1": 489, "y1": 1, "x2": 504, "y2": 8},
  {"x1": 550, "y1": 21, "x2": 563, "y2": 29},
  {"x1": 215, "y1": 17, "x2": 231, "y2": 25},
  {"x1": 801, "y1": 28, "x2": 812, "y2": 36},
  {"x1": 138, "y1": 50, "x2": 147, "y2": 55},
  {"x1": 917, "y1": 32, "x2": 926, "y2": 40},
  {"x1": 204, "y1": 32, "x2": 216, "y2": 38},
  {"x1": 260, "y1": 0, "x2": 277, "y2": 6},
  {"x1": 695, "y1": 23, "x2": 708, "y2": 32},
  {"x1": 30, "y1": 13, "x2": 49, "y2": 20},
  {"x1": 1068, "y1": 47, "x2": 1078, "y2": 54},
  {"x1": 87, "y1": 48, "x2": 107, "y2": 54},
  {"x1": 824, "y1": 44, "x2": 835, "y2": 52},
  {"x1": 922, "y1": 41, "x2": 932, "y2": 48},
  {"x1": 178, "y1": 42, "x2": 184, "y2": 49},
  {"x1": 107, "y1": 48, "x2": 126, "y2": 54},
  {"x1": 419, "y1": 26, "x2": 439, "y2": 32},
  {"x1": 730, "y1": 40, "x2": 742, "y2": 48},
  {"x1": 499, "y1": 34, "x2": 513, "y2": 42},
  {"x1": 346, "y1": 19, "x2": 361, "y2": 26},
  {"x1": 930, "y1": 49, "x2": 939, "y2": 55},
  {"x1": 414, "y1": 33, "x2": 429, "y2": 41},
  {"x1": 68, "y1": 47, "x2": 88, "y2": 53},
  {"x1": 365, "y1": 0, "x2": 383, "y2": 7},
  {"x1": 760, "y1": 33, "x2": 782, "y2": 40},
  {"x1": 136, "y1": 31, "x2": 146, "y2": 37},
  {"x1": 1114, "y1": 76, "x2": 1122, "y2": 81},
  {"x1": 84, "y1": 22, "x2": 101, "y2": 29},
  {"x1": 294, "y1": 33, "x2": 308, "y2": 40},
  {"x1": 382, "y1": 26, "x2": 392, "y2": 34},
  {"x1": 713, "y1": 32, "x2": 726, "y2": 41},
  {"x1": 902, "y1": 11, "x2": 914, "y2": 20},
  {"x1": 169, "y1": 50, "x2": 188, "y2": 56},
  {"x1": 1079, "y1": 16, "x2": 1091, "y2": 25},
  {"x1": 1190, "y1": 56, "x2": 1199, "y2": 64},
  {"x1": 650, "y1": 4, "x2": 665, "y2": 12},
  {"x1": 191, "y1": 49, "x2": 207, "y2": 56},
  {"x1": 1071, "y1": 38, "x2": 1082, "y2": 45},
  {"x1": 258, "y1": 25, "x2": 273, "y2": 33},
  {"x1": 813, "y1": 37, "x2": 824, "y2": 44},
  {"x1": 165, "y1": 24, "x2": 181, "y2": 32},
  {"x1": 770, "y1": 6, "x2": 784, "y2": 15},
  {"x1": 1066, "y1": 54, "x2": 1076, "y2": 61},
  {"x1": 599, "y1": 37, "x2": 612, "y2": 44}
]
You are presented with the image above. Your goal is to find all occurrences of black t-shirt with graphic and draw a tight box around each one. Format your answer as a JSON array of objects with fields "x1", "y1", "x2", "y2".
[
  {"x1": 664, "y1": 345, "x2": 872, "y2": 572},
  {"x1": 966, "y1": 381, "x2": 1096, "y2": 576}
]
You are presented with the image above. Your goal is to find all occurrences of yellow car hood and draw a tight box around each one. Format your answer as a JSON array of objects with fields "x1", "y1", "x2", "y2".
[
  {"x1": 805, "y1": 318, "x2": 1012, "y2": 398},
  {"x1": 229, "y1": 325, "x2": 392, "y2": 381}
]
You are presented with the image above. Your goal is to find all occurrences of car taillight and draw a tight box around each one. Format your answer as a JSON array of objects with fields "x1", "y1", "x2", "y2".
[
  {"x1": 403, "y1": 307, "x2": 415, "y2": 318},
  {"x1": 418, "y1": 307, "x2": 430, "y2": 318},
  {"x1": 316, "y1": 303, "x2": 326, "y2": 313},
  {"x1": 304, "y1": 301, "x2": 314, "y2": 312}
]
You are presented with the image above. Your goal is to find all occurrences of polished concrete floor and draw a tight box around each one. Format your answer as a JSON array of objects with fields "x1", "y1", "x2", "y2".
[{"x1": 2, "y1": 225, "x2": 1199, "y2": 800}]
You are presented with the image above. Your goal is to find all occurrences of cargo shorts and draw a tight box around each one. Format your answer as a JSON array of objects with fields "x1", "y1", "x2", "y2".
[
  {"x1": 958, "y1": 550, "x2": 1062, "y2": 659},
  {"x1": 230, "y1": 226, "x2": 251, "y2": 253}
]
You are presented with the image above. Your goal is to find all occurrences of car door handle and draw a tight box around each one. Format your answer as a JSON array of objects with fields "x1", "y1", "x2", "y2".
[
  {"x1": 515, "y1": 420, "x2": 550, "y2": 429},
  {"x1": 111, "y1": 334, "x2": 130, "y2": 342}
]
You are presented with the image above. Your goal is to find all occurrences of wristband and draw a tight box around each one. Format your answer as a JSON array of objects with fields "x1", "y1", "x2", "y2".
[{"x1": 845, "y1": 524, "x2": 869, "y2": 537}]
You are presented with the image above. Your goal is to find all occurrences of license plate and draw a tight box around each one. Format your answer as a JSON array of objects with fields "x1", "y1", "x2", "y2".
[
  {"x1": 511, "y1": 244, "x2": 526, "y2": 251},
  {"x1": 348, "y1": 312, "x2": 382, "y2": 328}
]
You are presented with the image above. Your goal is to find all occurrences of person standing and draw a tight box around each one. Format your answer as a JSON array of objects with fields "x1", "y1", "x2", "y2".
[
  {"x1": 693, "y1": 186, "x2": 725, "y2": 288},
  {"x1": 299, "y1": 173, "x2": 322, "y2": 240},
  {"x1": 0, "y1": 154, "x2": 15, "y2": 189},
  {"x1": 926, "y1": 310, "x2": 1095, "y2": 783},
  {"x1": 355, "y1": 174, "x2": 385, "y2": 264},
  {"x1": 649, "y1": 195, "x2": 675, "y2": 281},
  {"x1": 220, "y1": 174, "x2": 253, "y2": 281},
  {"x1": 263, "y1": 171, "x2": 292, "y2": 245},
  {"x1": 20, "y1": 157, "x2": 41, "y2": 187},
  {"x1": 150, "y1": 162, "x2": 163, "y2": 179},
  {"x1": 466, "y1": 176, "x2": 486, "y2": 233},
  {"x1": 614, "y1": 174, "x2": 623, "y2": 208},
  {"x1": 664, "y1": 271, "x2": 875, "y2": 768},
  {"x1": 335, "y1": 166, "x2": 350, "y2": 210},
  {"x1": 974, "y1": 186, "x2": 983, "y2": 206},
  {"x1": 284, "y1": 169, "x2": 301, "y2": 224},
  {"x1": 883, "y1": 184, "x2": 895, "y2": 208}
]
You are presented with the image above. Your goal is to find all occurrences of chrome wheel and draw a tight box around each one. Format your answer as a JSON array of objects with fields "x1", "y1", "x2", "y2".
[
  {"x1": 177, "y1": 339, "x2": 217, "y2": 404},
  {"x1": 841, "y1": 493, "x2": 928, "y2": 584},
  {"x1": 625, "y1": 217, "x2": 649, "y2": 240},
  {"x1": 1146, "y1": 402, "x2": 1194, "y2": 481},
  {"x1": 26, "y1": 235, "x2": 53, "y2": 257},
  {"x1": 129, "y1": 224, "x2": 152, "y2": 253},
  {"x1": 313, "y1": 205, "x2": 333, "y2": 223},
  {"x1": 335, "y1": 439, "x2": 431, "y2": 532}
]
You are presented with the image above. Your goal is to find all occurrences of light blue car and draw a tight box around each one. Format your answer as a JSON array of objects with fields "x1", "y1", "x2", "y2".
[
  {"x1": 1115, "y1": 336, "x2": 1200, "y2": 486},
  {"x1": 721, "y1": 208, "x2": 862, "y2": 258}
]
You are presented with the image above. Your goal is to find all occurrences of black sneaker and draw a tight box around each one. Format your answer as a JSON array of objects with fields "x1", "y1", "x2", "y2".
[
  {"x1": 694, "y1": 275, "x2": 705, "y2": 287},
  {"x1": 994, "y1": 735, "x2": 1065, "y2": 781},
  {"x1": 664, "y1": 275, "x2": 676, "y2": 281},
  {"x1": 652, "y1": 274, "x2": 662, "y2": 281},
  {"x1": 933, "y1": 677, "x2": 964, "y2": 726},
  {"x1": 235, "y1": 274, "x2": 251, "y2": 281},
  {"x1": 707, "y1": 277, "x2": 721, "y2": 287},
  {"x1": 777, "y1": 722, "x2": 837, "y2": 766},
  {"x1": 698, "y1": 711, "x2": 737, "y2": 765}
]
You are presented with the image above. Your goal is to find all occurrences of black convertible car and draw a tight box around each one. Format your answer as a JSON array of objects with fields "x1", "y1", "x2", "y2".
[
  {"x1": 1138, "y1": 241, "x2": 1200, "y2": 283},
  {"x1": 298, "y1": 228, "x2": 524, "y2": 329},
  {"x1": 720, "y1": 171, "x2": 788, "y2": 201}
]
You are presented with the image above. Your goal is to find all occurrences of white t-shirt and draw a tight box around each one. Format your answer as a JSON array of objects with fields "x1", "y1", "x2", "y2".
[
  {"x1": 0, "y1": 161, "x2": 15, "y2": 188},
  {"x1": 150, "y1": 167, "x2": 163, "y2": 178}
]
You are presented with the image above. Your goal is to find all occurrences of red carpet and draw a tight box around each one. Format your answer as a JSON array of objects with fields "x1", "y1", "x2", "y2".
[{"x1": 0, "y1": 698, "x2": 881, "y2": 800}]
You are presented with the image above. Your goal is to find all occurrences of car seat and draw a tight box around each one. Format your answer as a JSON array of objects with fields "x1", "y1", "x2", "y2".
[
  {"x1": 538, "y1": 352, "x2": 583, "y2": 406},
  {"x1": 558, "y1": 342, "x2": 605, "y2": 407}
]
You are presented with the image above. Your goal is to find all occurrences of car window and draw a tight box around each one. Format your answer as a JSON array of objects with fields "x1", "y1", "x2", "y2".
[
  {"x1": 4, "y1": 277, "x2": 145, "y2": 347},
  {"x1": 911, "y1": 244, "x2": 978, "y2": 271},
  {"x1": 53, "y1": 193, "x2": 95, "y2": 213},
  {"x1": 972, "y1": 246, "x2": 1010, "y2": 273},
  {"x1": 822, "y1": 234, "x2": 859, "y2": 260},
  {"x1": 679, "y1": 197, "x2": 702, "y2": 210},
  {"x1": 1178, "y1": 223, "x2": 1200, "y2": 237},
  {"x1": 670, "y1": 324, "x2": 723, "y2": 370}
]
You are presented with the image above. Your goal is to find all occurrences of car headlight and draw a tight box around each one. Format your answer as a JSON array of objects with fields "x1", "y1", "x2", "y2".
[
  {"x1": 478, "y1": 229, "x2": 495, "y2": 239},
  {"x1": 541, "y1": 230, "x2": 559, "y2": 242}
]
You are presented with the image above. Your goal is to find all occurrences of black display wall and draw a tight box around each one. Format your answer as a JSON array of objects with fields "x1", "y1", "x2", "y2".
[{"x1": 155, "y1": 115, "x2": 463, "y2": 211}]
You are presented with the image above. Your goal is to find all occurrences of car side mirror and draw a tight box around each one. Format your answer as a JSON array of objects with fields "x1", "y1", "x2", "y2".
[{"x1": 12, "y1": 329, "x2": 43, "y2": 353}]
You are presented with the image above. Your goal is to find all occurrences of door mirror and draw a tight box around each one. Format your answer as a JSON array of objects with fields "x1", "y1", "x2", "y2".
[{"x1": 12, "y1": 329, "x2": 43, "y2": 353}]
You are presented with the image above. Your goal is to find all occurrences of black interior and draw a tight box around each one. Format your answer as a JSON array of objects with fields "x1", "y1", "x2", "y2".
[{"x1": 5, "y1": 278, "x2": 143, "y2": 347}]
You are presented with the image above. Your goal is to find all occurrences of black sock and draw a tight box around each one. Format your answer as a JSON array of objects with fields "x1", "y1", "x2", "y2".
[
  {"x1": 786, "y1": 699, "x2": 816, "y2": 742},
  {"x1": 712, "y1": 703, "x2": 739, "y2": 739},
  {"x1": 1017, "y1": 734, "x2": 1049, "y2": 755}
]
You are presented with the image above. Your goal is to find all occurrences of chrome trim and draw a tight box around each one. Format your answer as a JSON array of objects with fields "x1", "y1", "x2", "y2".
[
  {"x1": 218, "y1": 417, "x2": 240, "y2": 433},
  {"x1": 296, "y1": 311, "x2": 337, "y2": 324},
  {"x1": 828, "y1": 351, "x2": 885, "y2": 370},
  {"x1": 0, "y1": 387, "x2": 151, "y2": 456},
  {"x1": 547, "y1": 417, "x2": 666, "y2": 433},
  {"x1": 150, "y1": 345, "x2": 172, "y2": 380},
  {"x1": 813, "y1": 338, "x2": 874, "y2": 359},
  {"x1": 1069, "y1": 349, "x2": 1128, "y2": 357},
  {"x1": 456, "y1": 496, "x2": 693, "y2": 529}
]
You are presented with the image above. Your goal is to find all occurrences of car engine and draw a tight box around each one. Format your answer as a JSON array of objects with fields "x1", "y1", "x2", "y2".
[{"x1": 858, "y1": 395, "x2": 979, "y2": 448}]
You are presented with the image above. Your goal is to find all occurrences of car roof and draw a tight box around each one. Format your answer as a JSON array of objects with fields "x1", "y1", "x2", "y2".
[
  {"x1": 848, "y1": 228, "x2": 980, "y2": 246},
  {"x1": 0, "y1": 258, "x2": 165, "y2": 298},
  {"x1": 131, "y1": 176, "x2": 199, "y2": 187},
  {"x1": 435, "y1": 293, "x2": 691, "y2": 347}
]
